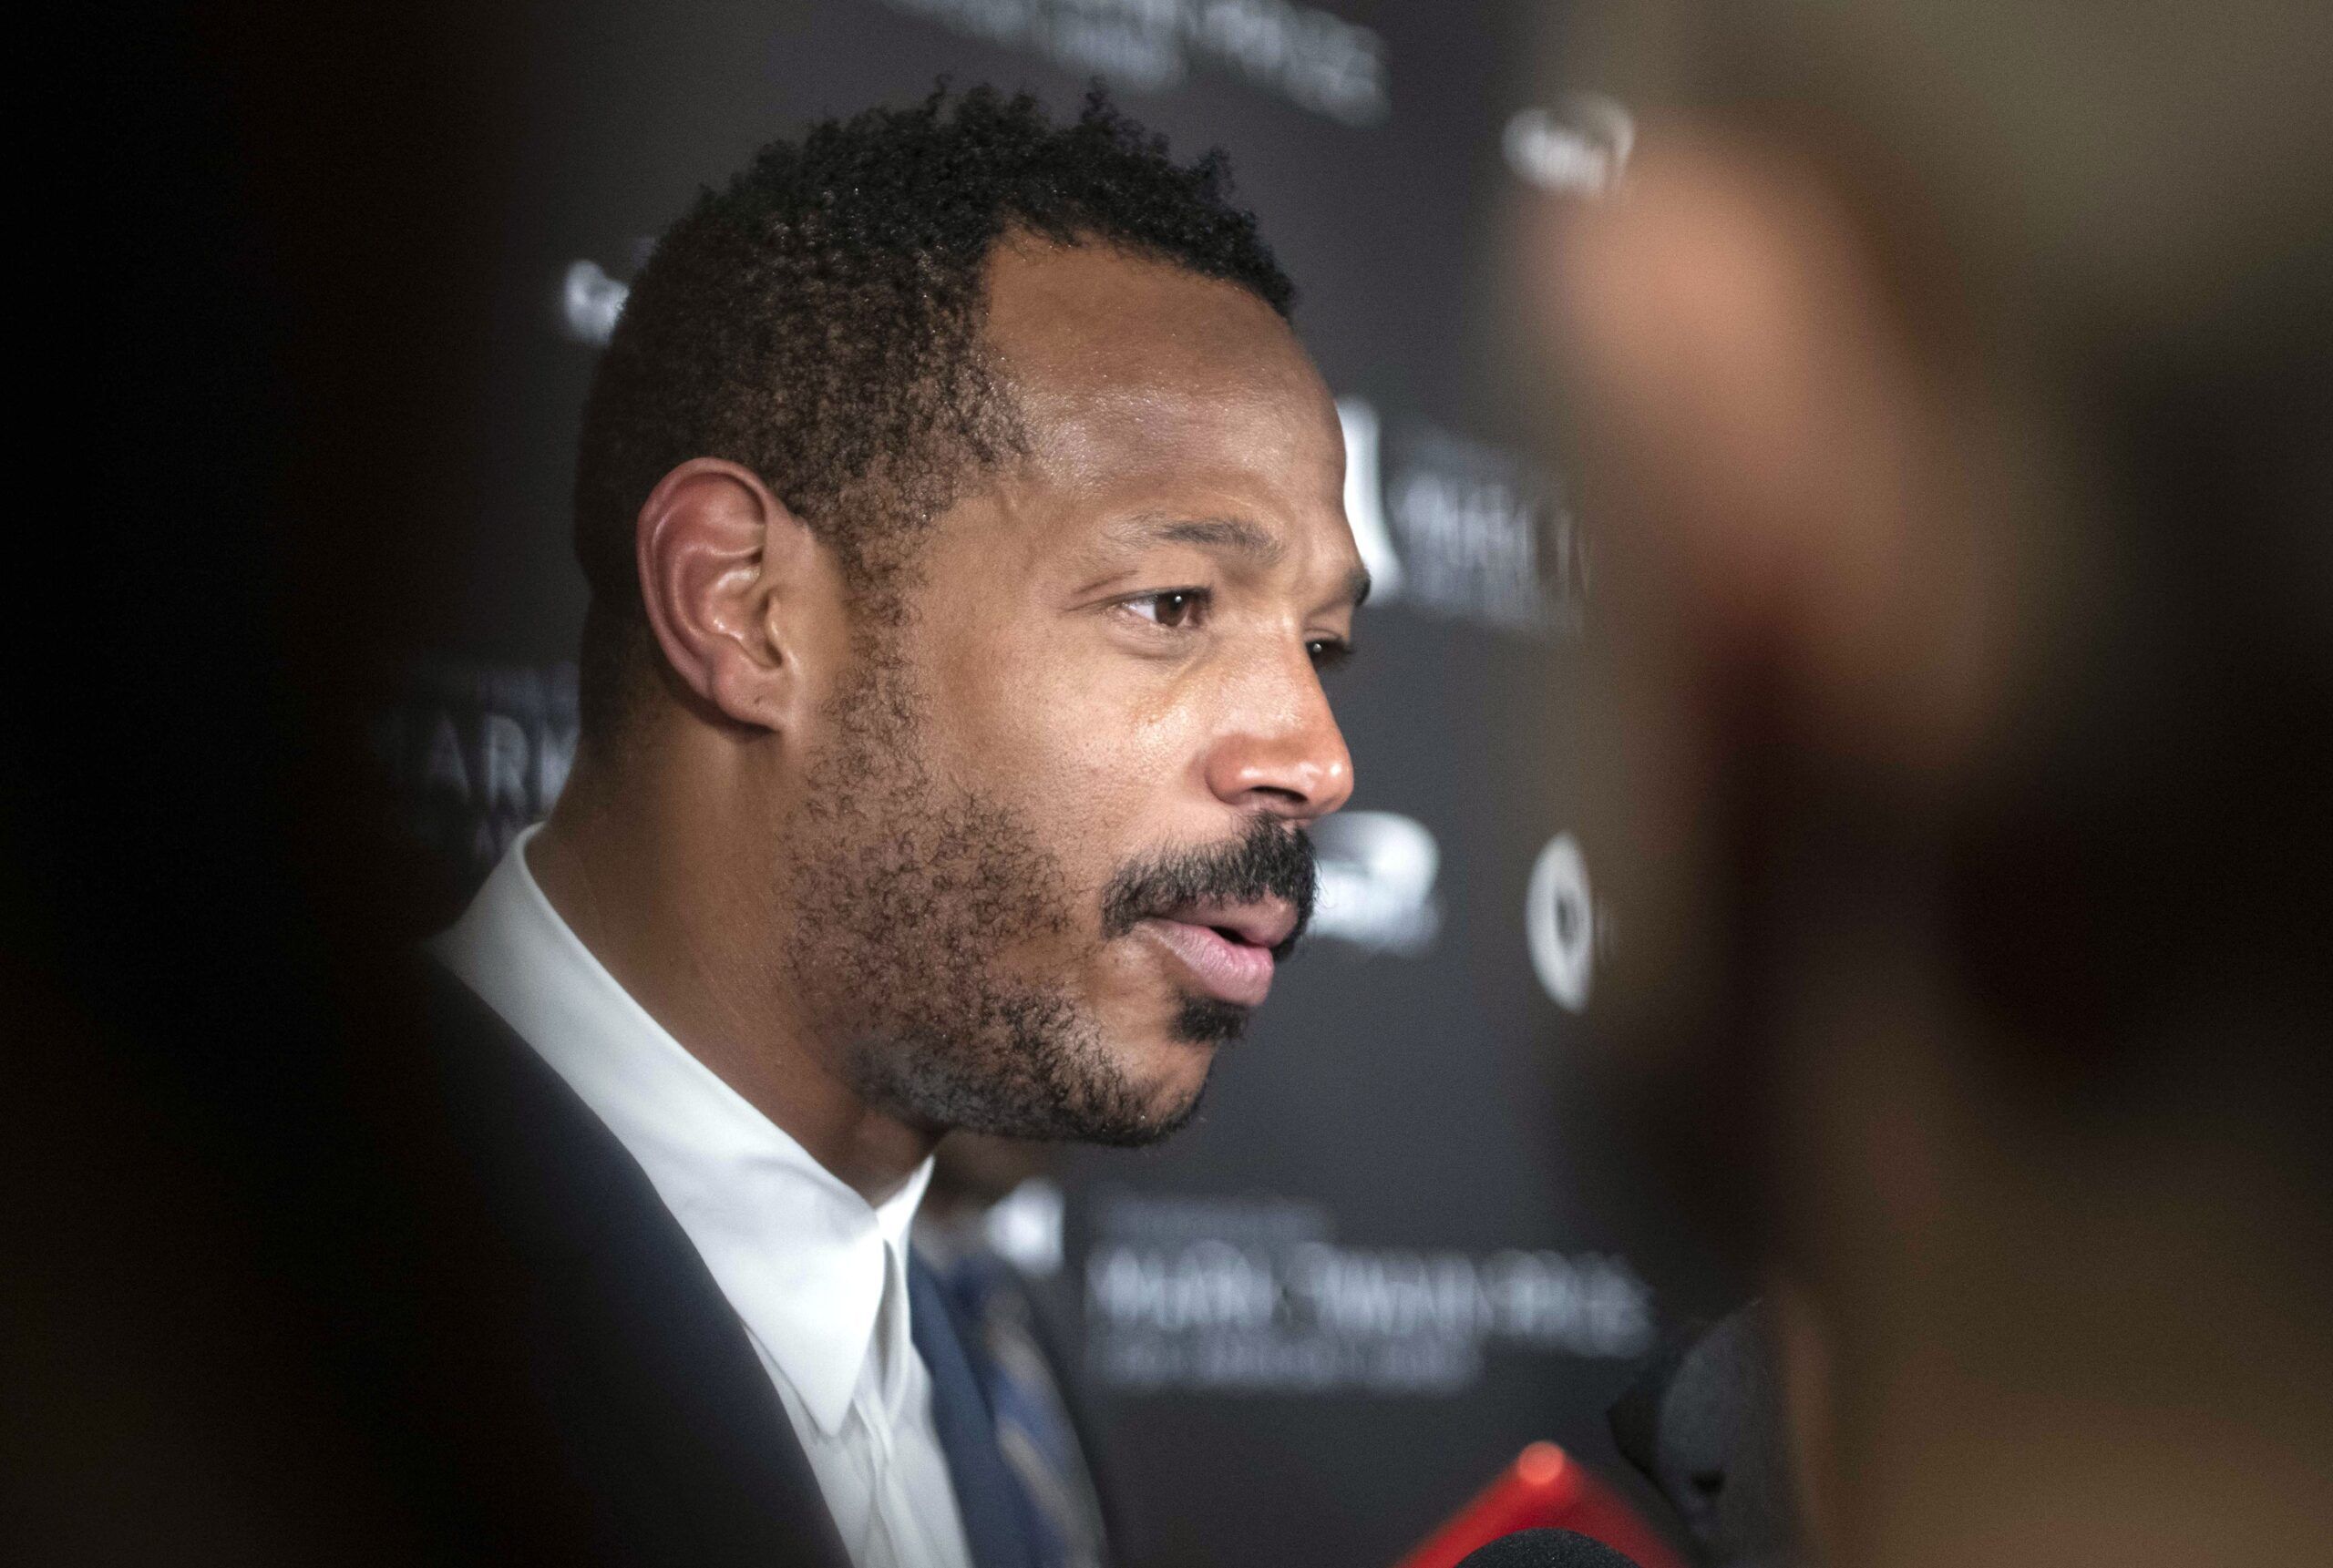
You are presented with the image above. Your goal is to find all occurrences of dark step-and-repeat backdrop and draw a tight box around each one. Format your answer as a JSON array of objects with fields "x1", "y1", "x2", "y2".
[{"x1": 367, "y1": 4, "x2": 1731, "y2": 1563}]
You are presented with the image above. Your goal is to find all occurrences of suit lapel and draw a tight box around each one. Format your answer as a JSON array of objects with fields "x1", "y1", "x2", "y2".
[{"x1": 413, "y1": 962, "x2": 852, "y2": 1568}]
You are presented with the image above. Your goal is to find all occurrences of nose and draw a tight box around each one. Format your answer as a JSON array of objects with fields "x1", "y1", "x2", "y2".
[{"x1": 1202, "y1": 647, "x2": 1355, "y2": 824}]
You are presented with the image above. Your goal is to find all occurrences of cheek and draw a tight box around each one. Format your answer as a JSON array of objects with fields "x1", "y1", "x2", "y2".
[{"x1": 929, "y1": 630, "x2": 1208, "y2": 886}]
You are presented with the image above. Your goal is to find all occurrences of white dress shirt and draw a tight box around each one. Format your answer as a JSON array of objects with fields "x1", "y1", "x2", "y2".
[{"x1": 430, "y1": 825, "x2": 975, "y2": 1568}]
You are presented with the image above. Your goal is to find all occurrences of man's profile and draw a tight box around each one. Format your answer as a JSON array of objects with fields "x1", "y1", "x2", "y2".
[{"x1": 407, "y1": 86, "x2": 1363, "y2": 1568}]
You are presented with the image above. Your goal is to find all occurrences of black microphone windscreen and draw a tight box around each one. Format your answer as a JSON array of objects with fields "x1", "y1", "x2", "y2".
[{"x1": 1454, "y1": 1530, "x2": 1643, "y2": 1568}]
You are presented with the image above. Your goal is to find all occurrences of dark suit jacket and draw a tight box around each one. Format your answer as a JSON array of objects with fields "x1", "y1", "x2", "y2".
[{"x1": 342, "y1": 959, "x2": 1033, "y2": 1568}]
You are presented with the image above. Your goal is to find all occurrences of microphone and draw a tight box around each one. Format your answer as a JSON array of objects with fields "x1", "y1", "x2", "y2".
[
  {"x1": 1455, "y1": 1530, "x2": 1643, "y2": 1568},
  {"x1": 1392, "y1": 1443, "x2": 1684, "y2": 1568},
  {"x1": 1608, "y1": 1304, "x2": 1801, "y2": 1565}
]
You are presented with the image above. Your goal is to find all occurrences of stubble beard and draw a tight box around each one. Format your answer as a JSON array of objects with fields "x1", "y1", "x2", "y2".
[{"x1": 778, "y1": 644, "x2": 1213, "y2": 1146}]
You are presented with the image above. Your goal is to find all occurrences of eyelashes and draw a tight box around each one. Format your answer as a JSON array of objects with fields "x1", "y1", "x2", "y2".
[
  {"x1": 1122, "y1": 588, "x2": 1210, "y2": 630},
  {"x1": 1115, "y1": 587, "x2": 1354, "y2": 671}
]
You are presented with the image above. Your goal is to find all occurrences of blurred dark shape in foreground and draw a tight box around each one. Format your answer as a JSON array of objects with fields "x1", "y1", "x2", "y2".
[
  {"x1": 1524, "y1": 2, "x2": 2331, "y2": 1565},
  {"x1": 13, "y1": 5, "x2": 538, "y2": 1561}
]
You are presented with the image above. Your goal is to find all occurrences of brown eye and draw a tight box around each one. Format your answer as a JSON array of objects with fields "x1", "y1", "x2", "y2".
[{"x1": 1128, "y1": 589, "x2": 1209, "y2": 629}]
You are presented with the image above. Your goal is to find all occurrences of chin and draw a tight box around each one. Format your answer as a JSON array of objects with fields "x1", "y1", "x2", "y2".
[
  {"x1": 1125, "y1": 1009, "x2": 1241, "y2": 1109},
  {"x1": 1049, "y1": 990, "x2": 1246, "y2": 1145},
  {"x1": 1125, "y1": 1036, "x2": 1212, "y2": 1099},
  {"x1": 1124, "y1": 1071, "x2": 1213, "y2": 1144}
]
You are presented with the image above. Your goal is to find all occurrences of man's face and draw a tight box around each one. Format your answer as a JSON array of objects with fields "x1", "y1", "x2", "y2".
[{"x1": 779, "y1": 240, "x2": 1362, "y2": 1144}]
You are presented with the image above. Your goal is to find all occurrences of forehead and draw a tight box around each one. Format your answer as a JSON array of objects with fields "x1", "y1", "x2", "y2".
[{"x1": 980, "y1": 238, "x2": 1345, "y2": 508}]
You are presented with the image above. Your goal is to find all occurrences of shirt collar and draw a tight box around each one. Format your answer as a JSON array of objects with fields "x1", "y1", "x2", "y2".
[{"x1": 430, "y1": 825, "x2": 932, "y2": 1435}]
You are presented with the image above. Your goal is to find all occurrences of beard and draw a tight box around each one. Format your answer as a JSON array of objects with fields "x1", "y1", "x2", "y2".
[{"x1": 777, "y1": 647, "x2": 1318, "y2": 1146}]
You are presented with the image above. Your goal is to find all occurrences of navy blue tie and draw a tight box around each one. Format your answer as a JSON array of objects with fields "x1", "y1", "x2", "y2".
[
  {"x1": 933, "y1": 1249, "x2": 1107, "y2": 1568},
  {"x1": 909, "y1": 1253, "x2": 1039, "y2": 1568}
]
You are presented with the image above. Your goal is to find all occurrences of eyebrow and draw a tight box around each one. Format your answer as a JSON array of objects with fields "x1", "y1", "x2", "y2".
[
  {"x1": 1110, "y1": 515, "x2": 1373, "y2": 610},
  {"x1": 1113, "y1": 515, "x2": 1285, "y2": 565}
]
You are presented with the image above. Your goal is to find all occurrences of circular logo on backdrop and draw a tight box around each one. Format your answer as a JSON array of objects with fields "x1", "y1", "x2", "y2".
[
  {"x1": 1504, "y1": 93, "x2": 1635, "y2": 198},
  {"x1": 560, "y1": 260, "x2": 629, "y2": 345},
  {"x1": 1310, "y1": 810, "x2": 1442, "y2": 957},
  {"x1": 1526, "y1": 832, "x2": 1595, "y2": 1013}
]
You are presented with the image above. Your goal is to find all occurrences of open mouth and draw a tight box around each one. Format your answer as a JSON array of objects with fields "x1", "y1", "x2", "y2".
[{"x1": 1139, "y1": 898, "x2": 1299, "y2": 1009}]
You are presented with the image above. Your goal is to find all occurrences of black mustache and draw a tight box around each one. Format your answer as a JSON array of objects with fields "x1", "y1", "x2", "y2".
[{"x1": 1100, "y1": 817, "x2": 1318, "y2": 960}]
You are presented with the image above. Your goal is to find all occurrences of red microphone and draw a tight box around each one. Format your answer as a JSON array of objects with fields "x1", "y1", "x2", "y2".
[{"x1": 1392, "y1": 1442, "x2": 1687, "y2": 1568}]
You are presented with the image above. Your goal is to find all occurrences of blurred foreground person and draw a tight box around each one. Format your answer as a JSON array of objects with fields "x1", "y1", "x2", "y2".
[
  {"x1": 1530, "y1": 4, "x2": 2331, "y2": 1566},
  {"x1": 400, "y1": 87, "x2": 1361, "y2": 1568}
]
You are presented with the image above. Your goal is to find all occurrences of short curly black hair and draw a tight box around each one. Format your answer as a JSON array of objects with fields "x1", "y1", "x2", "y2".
[{"x1": 573, "y1": 84, "x2": 1295, "y2": 734}]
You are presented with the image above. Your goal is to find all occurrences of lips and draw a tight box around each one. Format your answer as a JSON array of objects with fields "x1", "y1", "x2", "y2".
[{"x1": 1140, "y1": 898, "x2": 1299, "y2": 1009}]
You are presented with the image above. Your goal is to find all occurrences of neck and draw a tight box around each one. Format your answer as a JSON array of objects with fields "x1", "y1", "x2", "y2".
[
  {"x1": 1778, "y1": 985, "x2": 2333, "y2": 1568},
  {"x1": 529, "y1": 739, "x2": 937, "y2": 1204},
  {"x1": 1845, "y1": 1360, "x2": 2333, "y2": 1568},
  {"x1": 1785, "y1": 1064, "x2": 2333, "y2": 1568}
]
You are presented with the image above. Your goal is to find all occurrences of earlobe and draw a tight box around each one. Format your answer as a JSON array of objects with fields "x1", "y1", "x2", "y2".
[{"x1": 634, "y1": 457, "x2": 811, "y2": 733}]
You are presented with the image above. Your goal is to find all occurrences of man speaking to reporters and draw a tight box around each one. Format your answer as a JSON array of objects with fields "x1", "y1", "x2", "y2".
[{"x1": 404, "y1": 87, "x2": 1364, "y2": 1568}]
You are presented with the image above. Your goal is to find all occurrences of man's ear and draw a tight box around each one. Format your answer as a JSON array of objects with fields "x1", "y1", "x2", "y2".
[
  {"x1": 1547, "y1": 132, "x2": 2000, "y2": 776},
  {"x1": 634, "y1": 457, "x2": 838, "y2": 733}
]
